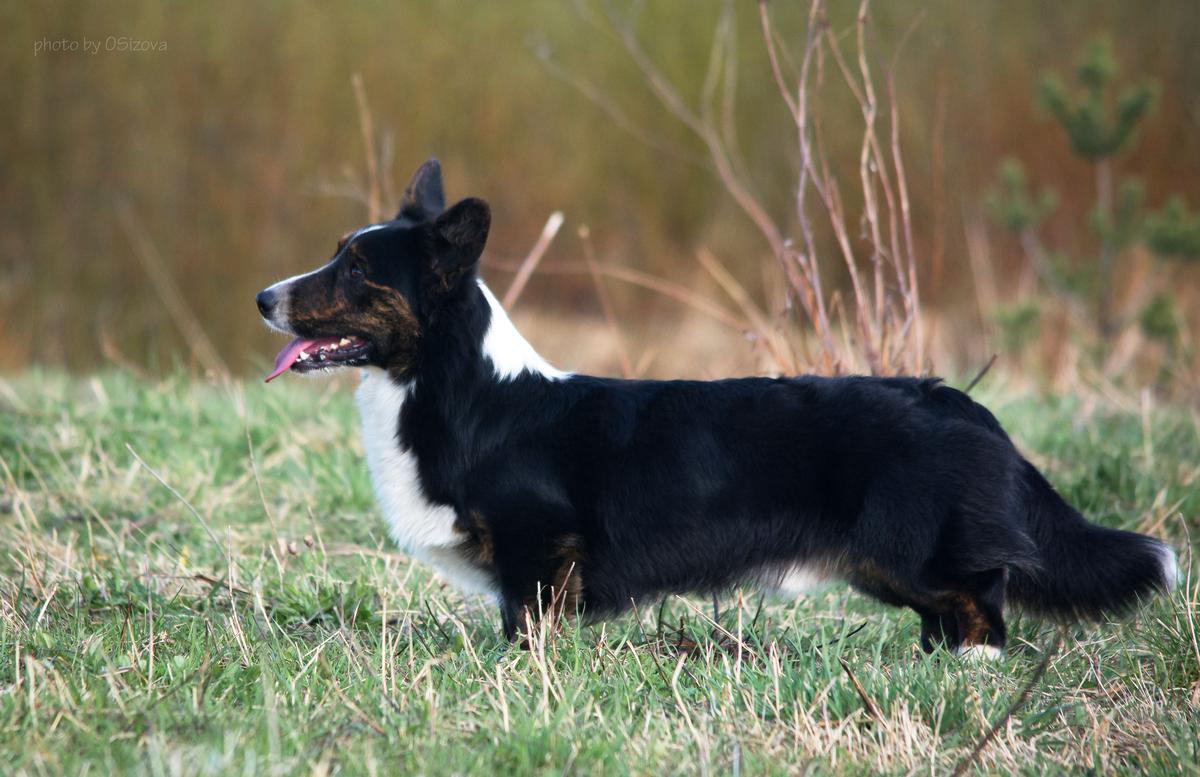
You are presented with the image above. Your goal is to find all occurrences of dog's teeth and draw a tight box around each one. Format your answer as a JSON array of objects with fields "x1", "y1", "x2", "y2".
[
  {"x1": 297, "y1": 351, "x2": 309, "y2": 361},
  {"x1": 318, "y1": 352, "x2": 327, "y2": 361},
  {"x1": 339, "y1": 338, "x2": 351, "y2": 346}
]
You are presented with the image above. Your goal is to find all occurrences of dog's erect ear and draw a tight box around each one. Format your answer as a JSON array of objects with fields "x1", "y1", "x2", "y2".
[
  {"x1": 397, "y1": 158, "x2": 445, "y2": 221},
  {"x1": 426, "y1": 198, "x2": 490, "y2": 287}
]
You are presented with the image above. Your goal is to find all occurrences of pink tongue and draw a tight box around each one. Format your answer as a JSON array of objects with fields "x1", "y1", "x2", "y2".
[
  {"x1": 265, "y1": 336, "x2": 349, "y2": 383},
  {"x1": 265, "y1": 338, "x2": 314, "y2": 383}
]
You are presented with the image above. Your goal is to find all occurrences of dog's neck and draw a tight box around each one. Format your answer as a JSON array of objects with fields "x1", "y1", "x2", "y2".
[
  {"x1": 360, "y1": 278, "x2": 567, "y2": 410},
  {"x1": 409, "y1": 278, "x2": 566, "y2": 391}
]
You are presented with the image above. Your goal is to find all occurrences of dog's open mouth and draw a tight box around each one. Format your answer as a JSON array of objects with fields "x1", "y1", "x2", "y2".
[{"x1": 264, "y1": 336, "x2": 372, "y2": 382}]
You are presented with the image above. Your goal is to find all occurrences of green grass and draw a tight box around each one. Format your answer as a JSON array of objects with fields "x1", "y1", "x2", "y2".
[{"x1": 0, "y1": 371, "x2": 1197, "y2": 775}]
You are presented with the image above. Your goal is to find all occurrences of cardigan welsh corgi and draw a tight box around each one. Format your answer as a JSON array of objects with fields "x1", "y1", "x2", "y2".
[{"x1": 256, "y1": 159, "x2": 1177, "y2": 655}]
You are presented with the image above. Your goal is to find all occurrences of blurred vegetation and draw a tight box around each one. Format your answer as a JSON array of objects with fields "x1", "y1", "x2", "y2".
[
  {"x1": 1038, "y1": 38, "x2": 1157, "y2": 161},
  {"x1": 988, "y1": 33, "x2": 1200, "y2": 390},
  {"x1": 2, "y1": 1, "x2": 1198, "y2": 384}
]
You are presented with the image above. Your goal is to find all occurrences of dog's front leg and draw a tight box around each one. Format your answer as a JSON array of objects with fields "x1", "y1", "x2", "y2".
[{"x1": 482, "y1": 503, "x2": 585, "y2": 644}]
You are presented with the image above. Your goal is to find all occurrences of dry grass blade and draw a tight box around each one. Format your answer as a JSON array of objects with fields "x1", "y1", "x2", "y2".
[
  {"x1": 950, "y1": 630, "x2": 1065, "y2": 777},
  {"x1": 124, "y1": 443, "x2": 227, "y2": 560},
  {"x1": 486, "y1": 257, "x2": 747, "y2": 332},
  {"x1": 330, "y1": 683, "x2": 387, "y2": 737},
  {"x1": 115, "y1": 199, "x2": 229, "y2": 381},
  {"x1": 696, "y1": 247, "x2": 793, "y2": 372},
  {"x1": 965, "y1": 354, "x2": 1000, "y2": 394},
  {"x1": 585, "y1": 264, "x2": 746, "y2": 332},
  {"x1": 351, "y1": 73, "x2": 383, "y2": 223},
  {"x1": 503, "y1": 211, "x2": 564, "y2": 310},
  {"x1": 837, "y1": 657, "x2": 881, "y2": 722},
  {"x1": 580, "y1": 227, "x2": 633, "y2": 378}
]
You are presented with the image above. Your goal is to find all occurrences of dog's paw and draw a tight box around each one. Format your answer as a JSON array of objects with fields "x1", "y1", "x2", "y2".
[{"x1": 953, "y1": 644, "x2": 1004, "y2": 662}]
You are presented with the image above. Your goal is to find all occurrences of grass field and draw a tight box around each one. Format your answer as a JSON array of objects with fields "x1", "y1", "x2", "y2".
[{"x1": 0, "y1": 371, "x2": 1197, "y2": 775}]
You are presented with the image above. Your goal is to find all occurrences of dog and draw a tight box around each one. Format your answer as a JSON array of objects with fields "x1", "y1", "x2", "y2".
[{"x1": 256, "y1": 158, "x2": 1177, "y2": 656}]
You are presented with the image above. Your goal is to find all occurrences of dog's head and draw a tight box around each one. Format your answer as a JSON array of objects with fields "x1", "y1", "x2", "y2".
[{"x1": 256, "y1": 159, "x2": 490, "y2": 382}]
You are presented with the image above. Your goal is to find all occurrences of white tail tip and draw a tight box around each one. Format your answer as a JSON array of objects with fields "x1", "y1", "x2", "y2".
[{"x1": 1158, "y1": 544, "x2": 1179, "y2": 590}]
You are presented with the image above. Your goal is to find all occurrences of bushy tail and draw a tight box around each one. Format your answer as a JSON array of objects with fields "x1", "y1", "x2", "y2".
[{"x1": 1007, "y1": 461, "x2": 1177, "y2": 619}]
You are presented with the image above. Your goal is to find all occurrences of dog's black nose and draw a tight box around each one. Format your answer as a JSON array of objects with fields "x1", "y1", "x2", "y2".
[{"x1": 256, "y1": 290, "x2": 276, "y2": 317}]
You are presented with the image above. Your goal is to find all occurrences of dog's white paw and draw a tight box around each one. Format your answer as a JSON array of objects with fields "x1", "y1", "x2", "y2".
[{"x1": 954, "y1": 644, "x2": 1004, "y2": 662}]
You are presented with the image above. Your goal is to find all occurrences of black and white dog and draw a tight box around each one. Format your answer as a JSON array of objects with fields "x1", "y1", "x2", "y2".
[{"x1": 256, "y1": 159, "x2": 1176, "y2": 657}]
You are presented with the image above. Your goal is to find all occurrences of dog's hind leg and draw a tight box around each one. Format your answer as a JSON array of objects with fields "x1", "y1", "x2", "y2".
[
  {"x1": 848, "y1": 558, "x2": 1009, "y2": 657},
  {"x1": 910, "y1": 571, "x2": 1009, "y2": 658},
  {"x1": 946, "y1": 568, "x2": 1008, "y2": 659},
  {"x1": 499, "y1": 599, "x2": 521, "y2": 642},
  {"x1": 917, "y1": 609, "x2": 958, "y2": 654},
  {"x1": 846, "y1": 560, "x2": 956, "y2": 654}
]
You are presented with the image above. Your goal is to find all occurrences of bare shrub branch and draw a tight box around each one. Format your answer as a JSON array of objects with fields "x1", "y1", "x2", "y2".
[{"x1": 577, "y1": 0, "x2": 927, "y2": 376}]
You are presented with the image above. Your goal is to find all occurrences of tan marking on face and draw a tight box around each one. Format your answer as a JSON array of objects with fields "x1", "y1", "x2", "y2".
[
  {"x1": 359, "y1": 280, "x2": 421, "y2": 376},
  {"x1": 286, "y1": 274, "x2": 421, "y2": 375},
  {"x1": 287, "y1": 295, "x2": 349, "y2": 331}
]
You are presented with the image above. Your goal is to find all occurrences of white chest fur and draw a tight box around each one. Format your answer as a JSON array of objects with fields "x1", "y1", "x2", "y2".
[
  {"x1": 355, "y1": 369, "x2": 496, "y2": 595},
  {"x1": 353, "y1": 281, "x2": 566, "y2": 597}
]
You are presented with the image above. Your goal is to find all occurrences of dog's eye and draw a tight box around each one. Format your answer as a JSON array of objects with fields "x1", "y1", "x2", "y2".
[{"x1": 349, "y1": 265, "x2": 364, "y2": 280}]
